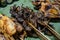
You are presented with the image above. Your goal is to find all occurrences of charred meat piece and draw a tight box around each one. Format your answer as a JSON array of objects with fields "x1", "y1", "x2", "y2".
[{"x1": 10, "y1": 5, "x2": 54, "y2": 36}]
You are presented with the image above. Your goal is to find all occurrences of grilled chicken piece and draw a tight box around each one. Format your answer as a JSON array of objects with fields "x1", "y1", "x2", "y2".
[{"x1": 0, "y1": 14, "x2": 16, "y2": 36}]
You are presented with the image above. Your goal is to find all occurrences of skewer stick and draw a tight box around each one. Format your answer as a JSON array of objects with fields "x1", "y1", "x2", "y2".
[
  {"x1": 19, "y1": 31, "x2": 26, "y2": 40},
  {"x1": 38, "y1": 21, "x2": 60, "y2": 40},
  {"x1": 25, "y1": 20, "x2": 50, "y2": 40}
]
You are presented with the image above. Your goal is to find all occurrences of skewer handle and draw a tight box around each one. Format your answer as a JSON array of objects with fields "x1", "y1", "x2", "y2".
[
  {"x1": 26, "y1": 21, "x2": 50, "y2": 40},
  {"x1": 39, "y1": 22, "x2": 60, "y2": 40},
  {"x1": 45, "y1": 23, "x2": 60, "y2": 40}
]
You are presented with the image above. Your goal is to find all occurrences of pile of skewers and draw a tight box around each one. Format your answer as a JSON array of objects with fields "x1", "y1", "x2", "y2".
[
  {"x1": 0, "y1": 0, "x2": 60, "y2": 40},
  {"x1": 32, "y1": 0, "x2": 60, "y2": 18},
  {"x1": 9, "y1": 4, "x2": 60, "y2": 40}
]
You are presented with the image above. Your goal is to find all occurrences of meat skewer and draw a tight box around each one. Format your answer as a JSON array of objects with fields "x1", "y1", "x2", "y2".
[
  {"x1": 25, "y1": 20, "x2": 50, "y2": 40},
  {"x1": 10, "y1": 5, "x2": 60, "y2": 40}
]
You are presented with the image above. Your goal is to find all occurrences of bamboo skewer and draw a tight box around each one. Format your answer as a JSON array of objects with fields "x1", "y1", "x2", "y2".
[
  {"x1": 25, "y1": 20, "x2": 50, "y2": 40},
  {"x1": 38, "y1": 21, "x2": 60, "y2": 40}
]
